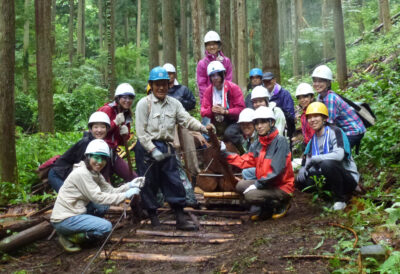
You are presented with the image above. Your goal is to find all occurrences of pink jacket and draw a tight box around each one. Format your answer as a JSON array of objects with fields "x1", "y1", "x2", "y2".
[
  {"x1": 200, "y1": 80, "x2": 245, "y2": 122},
  {"x1": 196, "y1": 50, "x2": 233, "y2": 105}
]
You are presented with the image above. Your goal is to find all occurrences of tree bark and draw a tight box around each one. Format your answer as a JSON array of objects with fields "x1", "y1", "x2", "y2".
[
  {"x1": 219, "y1": 0, "x2": 231, "y2": 59},
  {"x1": 191, "y1": 0, "x2": 202, "y2": 64},
  {"x1": 237, "y1": 0, "x2": 247, "y2": 92},
  {"x1": 0, "y1": 0, "x2": 18, "y2": 184},
  {"x1": 68, "y1": 0, "x2": 74, "y2": 66},
  {"x1": 332, "y1": 0, "x2": 347, "y2": 90},
  {"x1": 51, "y1": 0, "x2": 56, "y2": 55},
  {"x1": 198, "y1": 0, "x2": 206, "y2": 55},
  {"x1": 231, "y1": 1, "x2": 238, "y2": 82},
  {"x1": 23, "y1": 0, "x2": 30, "y2": 93},
  {"x1": 161, "y1": 0, "x2": 176, "y2": 66},
  {"x1": 260, "y1": 0, "x2": 280, "y2": 83},
  {"x1": 379, "y1": 0, "x2": 391, "y2": 33},
  {"x1": 77, "y1": 0, "x2": 85, "y2": 62},
  {"x1": 292, "y1": 0, "x2": 299, "y2": 78},
  {"x1": 35, "y1": 0, "x2": 54, "y2": 133},
  {"x1": 106, "y1": 0, "x2": 116, "y2": 97},
  {"x1": 180, "y1": 0, "x2": 188, "y2": 86},
  {"x1": 322, "y1": 0, "x2": 334, "y2": 62},
  {"x1": 98, "y1": 0, "x2": 103, "y2": 51},
  {"x1": 136, "y1": 0, "x2": 141, "y2": 72},
  {"x1": 148, "y1": 0, "x2": 159, "y2": 69}
]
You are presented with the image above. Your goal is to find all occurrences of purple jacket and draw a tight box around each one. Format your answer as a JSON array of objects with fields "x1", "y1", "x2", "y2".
[
  {"x1": 196, "y1": 50, "x2": 233, "y2": 105},
  {"x1": 269, "y1": 84, "x2": 295, "y2": 120}
]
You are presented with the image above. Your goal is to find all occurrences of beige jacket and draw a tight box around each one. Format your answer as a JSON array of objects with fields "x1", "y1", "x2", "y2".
[{"x1": 50, "y1": 161, "x2": 130, "y2": 223}]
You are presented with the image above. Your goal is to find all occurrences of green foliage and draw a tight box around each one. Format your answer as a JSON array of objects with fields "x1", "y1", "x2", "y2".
[
  {"x1": 303, "y1": 175, "x2": 332, "y2": 203},
  {"x1": 378, "y1": 251, "x2": 400, "y2": 273}
]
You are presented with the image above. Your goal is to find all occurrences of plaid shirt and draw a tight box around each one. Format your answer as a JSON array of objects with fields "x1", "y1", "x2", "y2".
[{"x1": 318, "y1": 91, "x2": 366, "y2": 136}]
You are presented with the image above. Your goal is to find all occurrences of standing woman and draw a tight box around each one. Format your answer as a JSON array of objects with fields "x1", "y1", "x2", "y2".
[
  {"x1": 312, "y1": 65, "x2": 366, "y2": 152},
  {"x1": 295, "y1": 83, "x2": 315, "y2": 146},
  {"x1": 98, "y1": 83, "x2": 137, "y2": 182}
]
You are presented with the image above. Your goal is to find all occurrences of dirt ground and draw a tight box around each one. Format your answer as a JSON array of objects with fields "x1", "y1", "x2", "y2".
[{"x1": 0, "y1": 191, "x2": 343, "y2": 274}]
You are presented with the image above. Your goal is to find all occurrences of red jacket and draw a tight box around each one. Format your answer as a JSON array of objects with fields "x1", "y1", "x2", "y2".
[
  {"x1": 301, "y1": 109, "x2": 314, "y2": 145},
  {"x1": 224, "y1": 129, "x2": 294, "y2": 194},
  {"x1": 200, "y1": 80, "x2": 245, "y2": 122},
  {"x1": 98, "y1": 102, "x2": 131, "y2": 149}
]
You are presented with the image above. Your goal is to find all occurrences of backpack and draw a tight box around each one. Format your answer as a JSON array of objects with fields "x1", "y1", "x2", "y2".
[{"x1": 338, "y1": 94, "x2": 376, "y2": 128}]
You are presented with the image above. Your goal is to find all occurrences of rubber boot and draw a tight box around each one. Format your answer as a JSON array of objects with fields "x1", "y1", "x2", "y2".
[
  {"x1": 148, "y1": 209, "x2": 161, "y2": 227},
  {"x1": 58, "y1": 234, "x2": 81, "y2": 253},
  {"x1": 67, "y1": 232, "x2": 87, "y2": 244},
  {"x1": 174, "y1": 207, "x2": 198, "y2": 231},
  {"x1": 272, "y1": 199, "x2": 292, "y2": 219}
]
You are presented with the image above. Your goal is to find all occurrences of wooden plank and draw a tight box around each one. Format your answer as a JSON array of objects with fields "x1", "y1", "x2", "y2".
[
  {"x1": 157, "y1": 207, "x2": 248, "y2": 217},
  {"x1": 141, "y1": 220, "x2": 242, "y2": 226},
  {"x1": 100, "y1": 251, "x2": 215, "y2": 262},
  {"x1": 203, "y1": 192, "x2": 241, "y2": 199},
  {"x1": 111, "y1": 237, "x2": 233, "y2": 244},
  {"x1": 135, "y1": 229, "x2": 235, "y2": 238}
]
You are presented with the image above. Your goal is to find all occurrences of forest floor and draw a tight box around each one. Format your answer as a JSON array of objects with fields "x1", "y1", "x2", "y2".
[{"x1": 0, "y1": 190, "x2": 352, "y2": 274}]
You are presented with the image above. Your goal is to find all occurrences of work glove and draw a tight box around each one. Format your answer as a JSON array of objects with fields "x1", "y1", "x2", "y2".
[
  {"x1": 206, "y1": 123, "x2": 217, "y2": 134},
  {"x1": 114, "y1": 113, "x2": 125, "y2": 126},
  {"x1": 120, "y1": 125, "x2": 129, "y2": 135},
  {"x1": 129, "y1": 177, "x2": 145, "y2": 189},
  {"x1": 125, "y1": 187, "x2": 140, "y2": 199},
  {"x1": 243, "y1": 184, "x2": 257, "y2": 194},
  {"x1": 220, "y1": 141, "x2": 226, "y2": 151},
  {"x1": 151, "y1": 149, "x2": 167, "y2": 162},
  {"x1": 297, "y1": 167, "x2": 308, "y2": 182},
  {"x1": 200, "y1": 125, "x2": 208, "y2": 134}
]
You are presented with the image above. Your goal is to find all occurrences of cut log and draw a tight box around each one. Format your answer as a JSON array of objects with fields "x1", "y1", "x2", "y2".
[
  {"x1": 196, "y1": 175, "x2": 218, "y2": 192},
  {"x1": 0, "y1": 221, "x2": 53, "y2": 253},
  {"x1": 141, "y1": 220, "x2": 242, "y2": 226},
  {"x1": 100, "y1": 251, "x2": 215, "y2": 262},
  {"x1": 135, "y1": 229, "x2": 235, "y2": 238},
  {"x1": 203, "y1": 192, "x2": 241, "y2": 199},
  {"x1": 111, "y1": 237, "x2": 233, "y2": 244},
  {"x1": 157, "y1": 207, "x2": 249, "y2": 217},
  {"x1": 0, "y1": 217, "x2": 44, "y2": 239}
]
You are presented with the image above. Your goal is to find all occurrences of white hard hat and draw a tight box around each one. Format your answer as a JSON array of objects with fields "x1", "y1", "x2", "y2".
[
  {"x1": 85, "y1": 139, "x2": 110, "y2": 157},
  {"x1": 251, "y1": 86, "x2": 269, "y2": 101},
  {"x1": 115, "y1": 83, "x2": 135, "y2": 97},
  {"x1": 238, "y1": 108, "x2": 255, "y2": 123},
  {"x1": 253, "y1": 106, "x2": 275, "y2": 121},
  {"x1": 204, "y1": 31, "x2": 221, "y2": 43},
  {"x1": 312, "y1": 65, "x2": 333, "y2": 81},
  {"x1": 207, "y1": 61, "x2": 226, "y2": 76},
  {"x1": 88, "y1": 111, "x2": 111, "y2": 127},
  {"x1": 162, "y1": 63, "x2": 176, "y2": 73},
  {"x1": 295, "y1": 83, "x2": 314, "y2": 97}
]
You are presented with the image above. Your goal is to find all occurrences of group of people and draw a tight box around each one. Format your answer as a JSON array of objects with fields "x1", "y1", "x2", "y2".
[{"x1": 48, "y1": 30, "x2": 364, "y2": 253}]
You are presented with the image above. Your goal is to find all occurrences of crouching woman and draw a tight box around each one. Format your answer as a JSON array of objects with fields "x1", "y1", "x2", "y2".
[
  {"x1": 50, "y1": 139, "x2": 143, "y2": 252},
  {"x1": 295, "y1": 102, "x2": 359, "y2": 211}
]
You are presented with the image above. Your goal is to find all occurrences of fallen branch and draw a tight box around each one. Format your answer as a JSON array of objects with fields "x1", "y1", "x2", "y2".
[
  {"x1": 329, "y1": 222, "x2": 358, "y2": 248},
  {"x1": 26, "y1": 203, "x2": 54, "y2": 218},
  {"x1": 0, "y1": 213, "x2": 26, "y2": 219},
  {"x1": 100, "y1": 251, "x2": 215, "y2": 262},
  {"x1": 0, "y1": 217, "x2": 44, "y2": 239},
  {"x1": 282, "y1": 255, "x2": 352, "y2": 262},
  {"x1": 135, "y1": 229, "x2": 234, "y2": 239},
  {"x1": 111, "y1": 237, "x2": 233, "y2": 244},
  {"x1": 203, "y1": 192, "x2": 241, "y2": 199}
]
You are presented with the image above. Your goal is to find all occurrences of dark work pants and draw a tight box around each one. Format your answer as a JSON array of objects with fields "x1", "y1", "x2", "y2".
[
  {"x1": 134, "y1": 140, "x2": 186, "y2": 211},
  {"x1": 295, "y1": 160, "x2": 357, "y2": 202},
  {"x1": 347, "y1": 133, "x2": 364, "y2": 154}
]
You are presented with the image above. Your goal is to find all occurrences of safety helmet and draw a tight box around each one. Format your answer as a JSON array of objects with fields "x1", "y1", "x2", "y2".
[
  {"x1": 251, "y1": 86, "x2": 269, "y2": 101},
  {"x1": 295, "y1": 83, "x2": 314, "y2": 97},
  {"x1": 162, "y1": 63, "x2": 176, "y2": 73},
  {"x1": 238, "y1": 108, "x2": 255, "y2": 123},
  {"x1": 249, "y1": 68, "x2": 263, "y2": 78},
  {"x1": 115, "y1": 83, "x2": 135, "y2": 97},
  {"x1": 305, "y1": 102, "x2": 329, "y2": 117},
  {"x1": 88, "y1": 111, "x2": 111, "y2": 127},
  {"x1": 204, "y1": 31, "x2": 221, "y2": 44},
  {"x1": 312, "y1": 65, "x2": 333, "y2": 81},
  {"x1": 253, "y1": 106, "x2": 276, "y2": 121},
  {"x1": 149, "y1": 66, "x2": 170, "y2": 81},
  {"x1": 85, "y1": 139, "x2": 110, "y2": 157},
  {"x1": 207, "y1": 61, "x2": 226, "y2": 76}
]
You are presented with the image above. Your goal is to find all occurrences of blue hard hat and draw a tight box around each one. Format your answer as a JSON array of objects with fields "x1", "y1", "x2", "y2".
[
  {"x1": 249, "y1": 68, "x2": 263, "y2": 78},
  {"x1": 149, "y1": 66, "x2": 170, "y2": 81}
]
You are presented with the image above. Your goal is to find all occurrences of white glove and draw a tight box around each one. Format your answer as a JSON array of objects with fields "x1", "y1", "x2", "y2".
[
  {"x1": 243, "y1": 184, "x2": 257, "y2": 194},
  {"x1": 151, "y1": 149, "x2": 166, "y2": 162},
  {"x1": 114, "y1": 113, "x2": 125, "y2": 126},
  {"x1": 120, "y1": 125, "x2": 129, "y2": 135},
  {"x1": 129, "y1": 177, "x2": 145, "y2": 188},
  {"x1": 125, "y1": 187, "x2": 140, "y2": 198},
  {"x1": 200, "y1": 125, "x2": 208, "y2": 134},
  {"x1": 220, "y1": 141, "x2": 226, "y2": 151}
]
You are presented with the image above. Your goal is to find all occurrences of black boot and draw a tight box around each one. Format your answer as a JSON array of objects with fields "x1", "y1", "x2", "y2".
[
  {"x1": 147, "y1": 209, "x2": 161, "y2": 227},
  {"x1": 174, "y1": 207, "x2": 198, "y2": 231}
]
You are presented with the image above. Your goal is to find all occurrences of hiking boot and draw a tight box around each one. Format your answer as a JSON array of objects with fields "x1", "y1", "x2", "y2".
[
  {"x1": 58, "y1": 234, "x2": 81, "y2": 253},
  {"x1": 67, "y1": 232, "x2": 87, "y2": 244},
  {"x1": 175, "y1": 207, "x2": 198, "y2": 231},
  {"x1": 249, "y1": 205, "x2": 273, "y2": 221},
  {"x1": 147, "y1": 209, "x2": 161, "y2": 227},
  {"x1": 249, "y1": 205, "x2": 262, "y2": 221},
  {"x1": 272, "y1": 200, "x2": 291, "y2": 219}
]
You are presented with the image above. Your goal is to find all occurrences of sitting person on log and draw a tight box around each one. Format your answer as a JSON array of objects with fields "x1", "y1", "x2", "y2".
[
  {"x1": 295, "y1": 102, "x2": 359, "y2": 211},
  {"x1": 50, "y1": 139, "x2": 144, "y2": 252},
  {"x1": 221, "y1": 106, "x2": 294, "y2": 220}
]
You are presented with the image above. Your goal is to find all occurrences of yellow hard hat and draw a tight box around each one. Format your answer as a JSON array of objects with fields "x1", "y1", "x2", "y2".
[{"x1": 306, "y1": 102, "x2": 329, "y2": 117}]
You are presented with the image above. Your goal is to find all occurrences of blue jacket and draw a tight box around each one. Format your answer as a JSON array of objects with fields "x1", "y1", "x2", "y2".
[
  {"x1": 168, "y1": 85, "x2": 196, "y2": 111},
  {"x1": 270, "y1": 85, "x2": 295, "y2": 120}
]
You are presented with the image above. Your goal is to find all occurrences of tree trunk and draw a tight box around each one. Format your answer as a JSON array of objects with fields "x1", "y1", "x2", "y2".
[
  {"x1": 0, "y1": 0, "x2": 18, "y2": 184},
  {"x1": 332, "y1": 0, "x2": 347, "y2": 90},
  {"x1": 161, "y1": 0, "x2": 176, "y2": 66},
  {"x1": 98, "y1": 0, "x2": 103, "y2": 51},
  {"x1": 180, "y1": 0, "x2": 188, "y2": 86},
  {"x1": 77, "y1": 0, "x2": 85, "y2": 62},
  {"x1": 191, "y1": 0, "x2": 202, "y2": 64},
  {"x1": 261, "y1": 0, "x2": 280, "y2": 83},
  {"x1": 148, "y1": 0, "x2": 159, "y2": 69},
  {"x1": 35, "y1": 0, "x2": 54, "y2": 133},
  {"x1": 322, "y1": 0, "x2": 334, "y2": 62},
  {"x1": 136, "y1": 0, "x2": 141, "y2": 72},
  {"x1": 219, "y1": 0, "x2": 231, "y2": 59},
  {"x1": 68, "y1": 0, "x2": 74, "y2": 66},
  {"x1": 237, "y1": 0, "x2": 247, "y2": 92},
  {"x1": 231, "y1": 2, "x2": 238, "y2": 82},
  {"x1": 292, "y1": 0, "x2": 299, "y2": 78},
  {"x1": 51, "y1": 0, "x2": 56, "y2": 55},
  {"x1": 207, "y1": 0, "x2": 216, "y2": 31},
  {"x1": 106, "y1": 0, "x2": 116, "y2": 97},
  {"x1": 23, "y1": 0, "x2": 30, "y2": 93},
  {"x1": 124, "y1": 12, "x2": 129, "y2": 47},
  {"x1": 198, "y1": 0, "x2": 206, "y2": 55},
  {"x1": 379, "y1": 0, "x2": 391, "y2": 33}
]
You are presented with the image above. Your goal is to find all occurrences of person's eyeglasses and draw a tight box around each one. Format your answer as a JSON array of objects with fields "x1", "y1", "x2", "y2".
[
  {"x1": 90, "y1": 154, "x2": 108, "y2": 163},
  {"x1": 120, "y1": 95, "x2": 134, "y2": 101}
]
